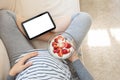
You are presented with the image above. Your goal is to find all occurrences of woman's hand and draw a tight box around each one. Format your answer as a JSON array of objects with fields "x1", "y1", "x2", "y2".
[
  {"x1": 9, "y1": 52, "x2": 38, "y2": 76},
  {"x1": 68, "y1": 52, "x2": 79, "y2": 62}
]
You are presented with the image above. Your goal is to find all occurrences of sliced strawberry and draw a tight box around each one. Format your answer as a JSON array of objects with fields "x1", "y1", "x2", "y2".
[
  {"x1": 53, "y1": 45, "x2": 58, "y2": 49},
  {"x1": 53, "y1": 49, "x2": 59, "y2": 53},
  {"x1": 57, "y1": 48, "x2": 63, "y2": 57},
  {"x1": 54, "y1": 38, "x2": 58, "y2": 43},
  {"x1": 62, "y1": 49, "x2": 68, "y2": 54},
  {"x1": 54, "y1": 47, "x2": 60, "y2": 53},
  {"x1": 52, "y1": 42, "x2": 57, "y2": 46},
  {"x1": 65, "y1": 43, "x2": 71, "y2": 48},
  {"x1": 52, "y1": 42, "x2": 58, "y2": 49},
  {"x1": 58, "y1": 52, "x2": 63, "y2": 57}
]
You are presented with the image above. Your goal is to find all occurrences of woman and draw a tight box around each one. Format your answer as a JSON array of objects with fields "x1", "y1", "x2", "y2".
[{"x1": 0, "y1": 10, "x2": 93, "y2": 80}]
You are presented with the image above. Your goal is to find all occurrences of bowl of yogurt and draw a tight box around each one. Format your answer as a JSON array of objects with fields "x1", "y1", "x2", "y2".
[{"x1": 48, "y1": 32, "x2": 77, "y2": 59}]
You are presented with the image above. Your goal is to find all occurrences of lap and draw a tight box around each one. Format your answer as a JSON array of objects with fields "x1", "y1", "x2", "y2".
[{"x1": 0, "y1": 10, "x2": 34, "y2": 67}]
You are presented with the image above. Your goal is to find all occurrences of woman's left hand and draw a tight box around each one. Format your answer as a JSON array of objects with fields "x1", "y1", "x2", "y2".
[{"x1": 9, "y1": 52, "x2": 38, "y2": 76}]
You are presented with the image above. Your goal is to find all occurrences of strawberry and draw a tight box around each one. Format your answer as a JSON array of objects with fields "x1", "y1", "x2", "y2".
[
  {"x1": 57, "y1": 48, "x2": 63, "y2": 57},
  {"x1": 52, "y1": 42, "x2": 57, "y2": 46},
  {"x1": 52, "y1": 42, "x2": 58, "y2": 49},
  {"x1": 53, "y1": 49, "x2": 59, "y2": 53},
  {"x1": 62, "y1": 49, "x2": 68, "y2": 54},
  {"x1": 53, "y1": 45, "x2": 58, "y2": 49},
  {"x1": 54, "y1": 38, "x2": 58, "y2": 43},
  {"x1": 65, "y1": 43, "x2": 71, "y2": 48},
  {"x1": 54, "y1": 47, "x2": 60, "y2": 53}
]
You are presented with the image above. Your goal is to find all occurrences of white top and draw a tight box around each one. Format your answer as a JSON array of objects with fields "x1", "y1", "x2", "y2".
[
  {"x1": 15, "y1": 0, "x2": 80, "y2": 18},
  {"x1": 0, "y1": 0, "x2": 80, "y2": 19}
]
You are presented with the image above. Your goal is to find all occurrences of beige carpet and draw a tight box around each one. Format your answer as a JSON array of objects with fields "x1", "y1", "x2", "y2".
[{"x1": 80, "y1": 0, "x2": 120, "y2": 80}]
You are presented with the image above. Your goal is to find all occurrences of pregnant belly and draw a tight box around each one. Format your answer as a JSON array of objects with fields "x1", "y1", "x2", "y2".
[
  {"x1": 52, "y1": 16, "x2": 71, "y2": 32},
  {"x1": 15, "y1": 50, "x2": 71, "y2": 80}
]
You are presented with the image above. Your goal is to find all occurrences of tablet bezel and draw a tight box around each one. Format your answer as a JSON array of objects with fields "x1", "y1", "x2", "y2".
[{"x1": 22, "y1": 12, "x2": 56, "y2": 40}]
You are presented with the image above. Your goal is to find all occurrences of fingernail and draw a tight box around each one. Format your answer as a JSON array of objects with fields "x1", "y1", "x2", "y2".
[
  {"x1": 35, "y1": 52, "x2": 38, "y2": 54},
  {"x1": 28, "y1": 61, "x2": 32, "y2": 65},
  {"x1": 32, "y1": 52, "x2": 38, "y2": 54}
]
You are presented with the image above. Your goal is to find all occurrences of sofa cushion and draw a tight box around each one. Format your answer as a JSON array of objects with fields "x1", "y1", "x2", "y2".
[
  {"x1": 0, "y1": 0, "x2": 11, "y2": 9},
  {"x1": 0, "y1": 39, "x2": 10, "y2": 80}
]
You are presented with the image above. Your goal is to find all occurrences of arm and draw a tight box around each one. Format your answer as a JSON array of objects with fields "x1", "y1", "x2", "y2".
[
  {"x1": 68, "y1": 53, "x2": 94, "y2": 80},
  {"x1": 7, "y1": 52, "x2": 38, "y2": 80}
]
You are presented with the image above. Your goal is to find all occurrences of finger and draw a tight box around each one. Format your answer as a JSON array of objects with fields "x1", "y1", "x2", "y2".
[
  {"x1": 23, "y1": 61, "x2": 32, "y2": 69},
  {"x1": 20, "y1": 52, "x2": 38, "y2": 64}
]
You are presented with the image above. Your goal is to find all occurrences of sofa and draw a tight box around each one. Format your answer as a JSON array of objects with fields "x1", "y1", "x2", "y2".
[{"x1": 0, "y1": 0, "x2": 80, "y2": 80}]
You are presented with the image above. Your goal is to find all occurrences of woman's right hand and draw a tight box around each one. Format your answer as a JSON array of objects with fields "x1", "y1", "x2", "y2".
[{"x1": 9, "y1": 52, "x2": 38, "y2": 76}]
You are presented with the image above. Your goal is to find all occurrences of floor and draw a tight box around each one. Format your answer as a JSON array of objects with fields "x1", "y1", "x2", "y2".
[{"x1": 80, "y1": 0, "x2": 120, "y2": 80}]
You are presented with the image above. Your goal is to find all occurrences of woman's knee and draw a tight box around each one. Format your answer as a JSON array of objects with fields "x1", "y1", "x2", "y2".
[
  {"x1": 79, "y1": 12, "x2": 92, "y2": 26},
  {"x1": 0, "y1": 10, "x2": 16, "y2": 21},
  {"x1": 72, "y1": 12, "x2": 92, "y2": 28},
  {"x1": 0, "y1": 10, "x2": 16, "y2": 29},
  {"x1": 0, "y1": 10, "x2": 7, "y2": 14}
]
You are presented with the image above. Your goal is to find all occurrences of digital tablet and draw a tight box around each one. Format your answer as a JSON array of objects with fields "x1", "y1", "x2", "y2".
[{"x1": 22, "y1": 12, "x2": 56, "y2": 40}]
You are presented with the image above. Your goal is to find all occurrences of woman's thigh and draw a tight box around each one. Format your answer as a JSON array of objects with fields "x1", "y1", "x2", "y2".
[
  {"x1": 65, "y1": 12, "x2": 92, "y2": 80},
  {"x1": 0, "y1": 10, "x2": 34, "y2": 67},
  {"x1": 65, "y1": 12, "x2": 92, "y2": 49}
]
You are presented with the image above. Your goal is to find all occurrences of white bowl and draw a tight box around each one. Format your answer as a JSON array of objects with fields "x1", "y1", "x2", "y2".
[{"x1": 48, "y1": 32, "x2": 77, "y2": 59}]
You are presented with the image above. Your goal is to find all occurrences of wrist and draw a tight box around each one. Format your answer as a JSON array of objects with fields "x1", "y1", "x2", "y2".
[
  {"x1": 68, "y1": 52, "x2": 79, "y2": 62},
  {"x1": 9, "y1": 70, "x2": 17, "y2": 76},
  {"x1": 69, "y1": 56, "x2": 79, "y2": 62}
]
